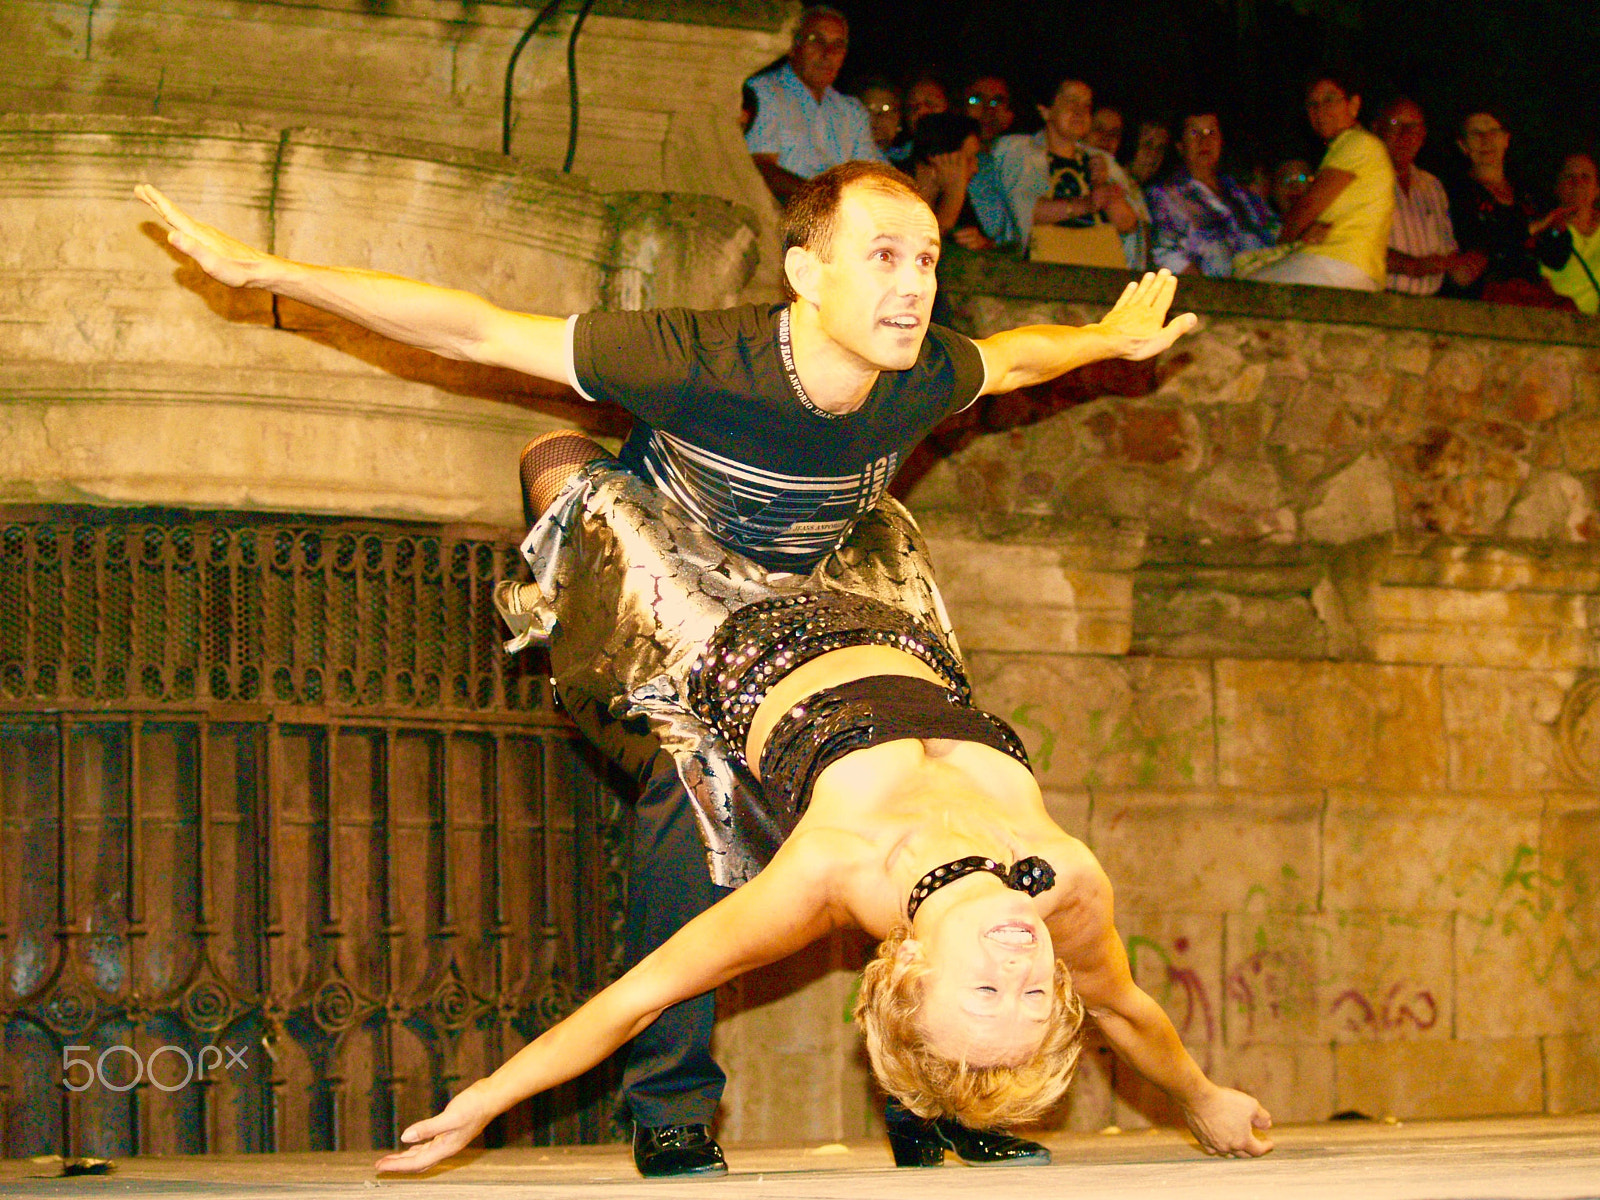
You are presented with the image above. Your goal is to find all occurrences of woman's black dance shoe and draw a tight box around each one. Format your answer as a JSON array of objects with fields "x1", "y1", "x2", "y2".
[{"x1": 884, "y1": 1098, "x2": 1052, "y2": 1167}]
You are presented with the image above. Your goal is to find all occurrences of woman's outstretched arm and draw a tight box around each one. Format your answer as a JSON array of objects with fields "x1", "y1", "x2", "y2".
[
  {"x1": 1050, "y1": 867, "x2": 1274, "y2": 1158},
  {"x1": 134, "y1": 184, "x2": 570, "y2": 382},
  {"x1": 373, "y1": 831, "x2": 846, "y2": 1174}
]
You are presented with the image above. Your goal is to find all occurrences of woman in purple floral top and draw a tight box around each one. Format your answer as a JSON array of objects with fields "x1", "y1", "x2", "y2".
[{"x1": 1148, "y1": 108, "x2": 1278, "y2": 277}]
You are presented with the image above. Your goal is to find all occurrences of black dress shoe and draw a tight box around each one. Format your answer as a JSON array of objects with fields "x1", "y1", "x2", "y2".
[
  {"x1": 632, "y1": 1123, "x2": 729, "y2": 1178},
  {"x1": 885, "y1": 1098, "x2": 1051, "y2": 1167}
]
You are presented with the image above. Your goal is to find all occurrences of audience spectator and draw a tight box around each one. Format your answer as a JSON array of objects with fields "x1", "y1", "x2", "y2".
[
  {"x1": 904, "y1": 73, "x2": 951, "y2": 128},
  {"x1": 1538, "y1": 151, "x2": 1600, "y2": 314},
  {"x1": 990, "y1": 77, "x2": 1150, "y2": 268},
  {"x1": 1147, "y1": 108, "x2": 1277, "y2": 277},
  {"x1": 1248, "y1": 69, "x2": 1394, "y2": 290},
  {"x1": 854, "y1": 77, "x2": 903, "y2": 156},
  {"x1": 962, "y1": 74, "x2": 1016, "y2": 151},
  {"x1": 1088, "y1": 105, "x2": 1125, "y2": 157},
  {"x1": 1378, "y1": 96, "x2": 1469, "y2": 296},
  {"x1": 1126, "y1": 116, "x2": 1173, "y2": 185},
  {"x1": 1269, "y1": 158, "x2": 1313, "y2": 215},
  {"x1": 908, "y1": 111, "x2": 991, "y2": 249},
  {"x1": 960, "y1": 74, "x2": 1021, "y2": 247},
  {"x1": 1447, "y1": 108, "x2": 1573, "y2": 306},
  {"x1": 745, "y1": 6, "x2": 883, "y2": 203}
]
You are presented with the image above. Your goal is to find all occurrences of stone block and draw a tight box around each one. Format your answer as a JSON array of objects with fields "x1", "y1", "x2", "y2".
[
  {"x1": 968, "y1": 655, "x2": 1216, "y2": 791},
  {"x1": 1453, "y1": 801, "x2": 1600, "y2": 1039},
  {"x1": 1442, "y1": 668, "x2": 1571, "y2": 791},
  {"x1": 1184, "y1": 460, "x2": 1292, "y2": 540},
  {"x1": 1222, "y1": 911, "x2": 1452, "y2": 1046},
  {"x1": 1504, "y1": 470, "x2": 1599, "y2": 541},
  {"x1": 1222, "y1": 914, "x2": 1323, "y2": 1043},
  {"x1": 714, "y1": 932, "x2": 877, "y2": 1143},
  {"x1": 1425, "y1": 344, "x2": 1486, "y2": 421},
  {"x1": 927, "y1": 538, "x2": 1133, "y2": 656},
  {"x1": 1132, "y1": 587, "x2": 1328, "y2": 661},
  {"x1": 1116, "y1": 911, "x2": 1226, "y2": 1068},
  {"x1": 1509, "y1": 351, "x2": 1576, "y2": 423},
  {"x1": 1314, "y1": 327, "x2": 1378, "y2": 373},
  {"x1": 1559, "y1": 414, "x2": 1600, "y2": 472},
  {"x1": 1333, "y1": 1038, "x2": 1544, "y2": 1119},
  {"x1": 1215, "y1": 660, "x2": 1446, "y2": 791},
  {"x1": 1302, "y1": 453, "x2": 1397, "y2": 543},
  {"x1": 1219, "y1": 1042, "x2": 1338, "y2": 1125},
  {"x1": 1543, "y1": 1033, "x2": 1600, "y2": 1114},
  {"x1": 1078, "y1": 401, "x2": 1204, "y2": 471},
  {"x1": 1386, "y1": 330, "x2": 1435, "y2": 376},
  {"x1": 1323, "y1": 789, "x2": 1544, "y2": 913},
  {"x1": 1153, "y1": 328, "x2": 1258, "y2": 406},
  {"x1": 1364, "y1": 586, "x2": 1594, "y2": 669},
  {"x1": 1093, "y1": 792, "x2": 1320, "y2": 913},
  {"x1": 1042, "y1": 789, "x2": 1092, "y2": 839}
]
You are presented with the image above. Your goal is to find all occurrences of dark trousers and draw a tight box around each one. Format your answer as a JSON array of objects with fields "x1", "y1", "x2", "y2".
[{"x1": 618, "y1": 755, "x2": 733, "y2": 1128}]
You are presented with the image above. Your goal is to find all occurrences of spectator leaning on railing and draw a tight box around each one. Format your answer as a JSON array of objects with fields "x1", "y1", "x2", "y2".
[
  {"x1": 1147, "y1": 107, "x2": 1277, "y2": 278},
  {"x1": 1246, "y1": 67, "x2": 1394, "y2": 291},
  {"x1": 1378, "y1": 96, "x2": 1473, "y2": 296},
  {"x1": 1538, "y1": 151, "x2": 1600, "y2": 314}
]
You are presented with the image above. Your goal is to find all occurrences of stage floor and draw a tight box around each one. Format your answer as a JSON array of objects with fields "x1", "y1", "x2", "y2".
[{"x1": 4, "y1": 1114, "x2": 1598, "y2": 1198}]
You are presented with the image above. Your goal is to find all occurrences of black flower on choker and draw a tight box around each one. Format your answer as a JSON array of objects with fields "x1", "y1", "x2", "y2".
[{"x1": 905, "y1": 855, "x2": 1056, "y2": 922}]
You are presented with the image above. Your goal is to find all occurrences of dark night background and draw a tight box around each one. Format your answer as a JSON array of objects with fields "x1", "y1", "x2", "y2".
[{"x1": 825, "y1": 0, "x2": 1600, "y2": 196}]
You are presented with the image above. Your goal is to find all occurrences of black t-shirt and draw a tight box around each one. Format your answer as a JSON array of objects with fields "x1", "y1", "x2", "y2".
[{"x1": 569, "y1": 303, "x2": 986, "y2": 572}]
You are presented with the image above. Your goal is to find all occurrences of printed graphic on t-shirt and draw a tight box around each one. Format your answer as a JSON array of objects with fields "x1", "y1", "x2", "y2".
[{"x1": 637, "y1": 431, "x2": 896, "y2": 568}]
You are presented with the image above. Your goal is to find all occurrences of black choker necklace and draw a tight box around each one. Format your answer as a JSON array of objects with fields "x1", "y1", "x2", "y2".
[{"x1": 905, "y1": 855, "x2": 1056, "y2": 922}]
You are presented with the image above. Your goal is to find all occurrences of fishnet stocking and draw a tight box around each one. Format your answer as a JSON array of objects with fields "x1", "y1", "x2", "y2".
[{"x1": 519, "y1": 430, "x2": 608, "y2": 524}]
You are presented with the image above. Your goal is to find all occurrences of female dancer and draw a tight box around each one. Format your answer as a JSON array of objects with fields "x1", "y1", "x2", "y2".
[{"x1": 375, "y1": 436, "x2": 1273, "y2": 1173}]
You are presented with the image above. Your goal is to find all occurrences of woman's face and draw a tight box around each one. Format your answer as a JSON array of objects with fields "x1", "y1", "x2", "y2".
[
  {"x1": 1305, "y1": 79, "x2": 1359, "y2": 143},
  {"x1": 1556, "y1": 153, "x2": 1598, "y2": 214},
  {"x1": 1271, "y1": 158, "x2": 1312, "y2": 213},
  {"x1": 861, "y1": 85, "x2": 902, "y2": 150},
  {"x1": 914, "y1": 884, "x2": 1056, "y2": 1065},
  {"x1": 1457, "y1": 112, "x2": 1510, "y2": 175}
]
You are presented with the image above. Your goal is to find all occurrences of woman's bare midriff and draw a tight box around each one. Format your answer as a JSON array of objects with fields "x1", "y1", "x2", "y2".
[{"x1": 743, "y1": 643, "x2": 946, "y2": 770}]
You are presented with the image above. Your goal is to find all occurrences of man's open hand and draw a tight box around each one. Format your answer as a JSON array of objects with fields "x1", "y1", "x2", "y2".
[
  {"x1": 135, "y1": 184, "x2": 276, "y2": 289},
  {"x1": 1097, "y1": 269, "x2": 1198, "y2": 361}
]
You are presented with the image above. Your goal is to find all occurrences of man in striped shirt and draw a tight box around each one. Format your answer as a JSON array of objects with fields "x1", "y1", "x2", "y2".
[{"x1": 1380, "y1": 97, "x2": 1470, "y2": 296}]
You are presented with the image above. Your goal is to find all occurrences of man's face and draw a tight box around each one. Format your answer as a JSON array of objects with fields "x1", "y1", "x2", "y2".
[
  {"x1": 1087, "y1": 106, "x2": 1124, "y2": 156},
  {"x1": 1177, "y1": 113, "x2": 1223, "y2": 177},
  {"x1": 1556, "y1": 154, "x2": 1599, "y2": 214},
  {"x1": 1039, "y1": 81, "x2": 1093, "y2": 148},
  {"x1": 809, "y1": 185, "x2": 940, "y2": 372},
  {"x1": 963, "y1": 77, "x2": 1013, "y2": 145},
  {"x1": 1379, "y1": 100, "x2": 1427, "y2": 171},
  {"x1": 790, "y1": 14, "x2": 848, "y2": 95},
  {"x1": 905, "y1": 78, "x2": 949, "y2": 128}
]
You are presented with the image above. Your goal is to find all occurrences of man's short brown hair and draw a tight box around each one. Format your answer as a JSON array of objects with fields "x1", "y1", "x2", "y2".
[{"x1": 780, "y1": 160, "x2": 926, "y2": 301}]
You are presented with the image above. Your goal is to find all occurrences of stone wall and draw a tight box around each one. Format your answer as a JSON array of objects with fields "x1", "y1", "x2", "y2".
[{"x1": 878, "y1": 262, "x2": 1600, "y2": 1132}]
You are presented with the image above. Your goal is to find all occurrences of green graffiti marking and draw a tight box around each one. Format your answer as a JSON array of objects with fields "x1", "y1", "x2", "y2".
[
  {"x1": 1009, "y1": 703, "x2": 1057, "y2": 775},
  {"x1": 1464, "y1": 843, "x2": 1600, "y2": 984}
]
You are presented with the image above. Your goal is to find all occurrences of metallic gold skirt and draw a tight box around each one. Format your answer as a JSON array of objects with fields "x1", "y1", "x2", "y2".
[{"x1": 500, "y1": 461, "x2": 961, "y2": 888}]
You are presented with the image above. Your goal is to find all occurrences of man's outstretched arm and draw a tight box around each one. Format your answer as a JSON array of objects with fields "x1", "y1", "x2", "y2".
[
  {"x1": 973, "y1": 268, "x2": 1197, "y2": 396},
  {"x1": 135, "y1": 185, "x2": 570, "y2": 383}
]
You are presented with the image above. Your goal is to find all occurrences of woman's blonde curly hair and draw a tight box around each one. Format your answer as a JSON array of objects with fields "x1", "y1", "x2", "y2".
[{"x1": 854, "y1": 920, "x2": 1085, "y2": 1129}]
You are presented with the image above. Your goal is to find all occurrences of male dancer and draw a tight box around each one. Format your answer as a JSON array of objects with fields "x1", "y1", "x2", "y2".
[{"x1": 136, "y1": 162, "x2": 1195, "y2": 1175}]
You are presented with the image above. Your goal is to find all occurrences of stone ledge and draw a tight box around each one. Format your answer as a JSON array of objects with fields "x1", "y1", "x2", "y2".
[{"x1": 939, "y1": 248, "x2": 1600, "y2": 350}]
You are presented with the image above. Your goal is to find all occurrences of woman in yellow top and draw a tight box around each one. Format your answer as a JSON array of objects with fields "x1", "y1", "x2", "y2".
[
  {"x1": 1539, "y1": 152, "x2": 1600, "y2": 314},
  {"x1": 1250, "y1": 69, "x2": 1395, "y2": 290}
]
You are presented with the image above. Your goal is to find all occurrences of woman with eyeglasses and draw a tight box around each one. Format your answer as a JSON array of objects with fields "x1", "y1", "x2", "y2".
[
  {"x1": 1246, "y1": 67, "x2": 1394, "y2": 290},
  {"x1": 1448, "y1": 109, "x2": 1577, "y2": 307}
]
